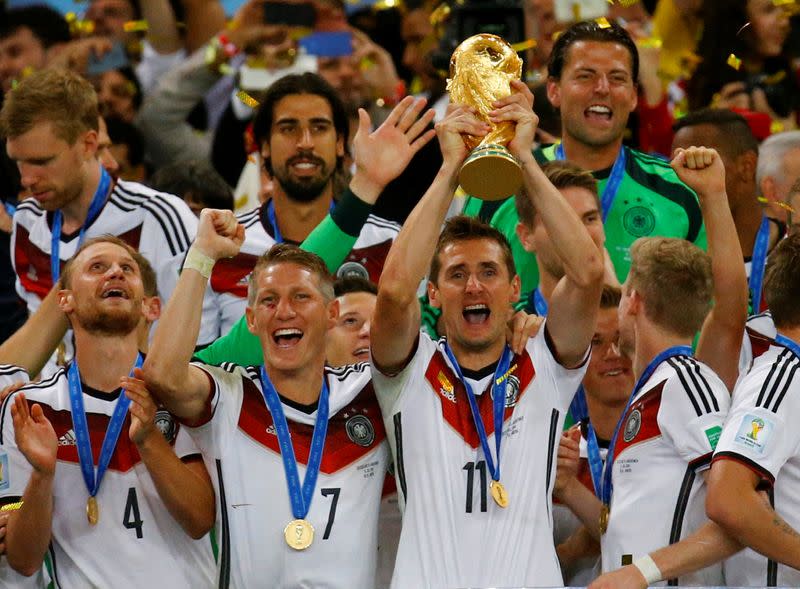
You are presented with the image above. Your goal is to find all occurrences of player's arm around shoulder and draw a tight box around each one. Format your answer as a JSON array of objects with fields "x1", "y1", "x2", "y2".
[{"x1": 144, "y1": 209, "x2": 245, "y2": 422}]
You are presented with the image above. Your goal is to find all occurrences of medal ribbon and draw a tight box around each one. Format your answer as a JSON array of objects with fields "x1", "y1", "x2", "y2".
[
  {"x1": 600, "y1": 345, "x2": 693, "y2": 507},
  {"x1": 775, "y1": 333, "x2": 800, "y2": 359},
  {"x1": 266, "y1": 199, "x2": 335, "y2": 244},
  {"x1": 528, "y1": 287, "x2": 548, "y2": 316},
  {"x1": 259, "y1": 367, "x2": 329, "y2": 520},
  {"x1": 51, "y1": 165, "x2": 112, "y2": 282},
  {"x1": 555, "y1": 143, "x2": 626, "y2": 222},
  {"x1": 67, "y1": 354, "x2": 144, "y2": 498},
  {"x1": 568, "y1": 385, "x2": 603, "y2": 497},
  {"x1": 748, "y1": 216, "x2": 770, "y2": 313},
  {"x1": 443, "y1": 342, "x2": 513, "y2": 483}
]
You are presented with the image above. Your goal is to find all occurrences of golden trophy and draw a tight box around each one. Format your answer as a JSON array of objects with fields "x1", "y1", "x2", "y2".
[{"x1": 447, "y1": 34, "x2": 524, "y2": 201}]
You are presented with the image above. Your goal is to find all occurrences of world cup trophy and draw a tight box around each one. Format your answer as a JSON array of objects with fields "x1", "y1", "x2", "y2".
[{"x1": 447, "y1": 34, "x2": 524, "y2": 201}]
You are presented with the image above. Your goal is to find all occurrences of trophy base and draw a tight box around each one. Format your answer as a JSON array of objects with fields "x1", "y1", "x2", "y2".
[{"x1": 459, "y1": 144, "x2": 523, "y2": 201}]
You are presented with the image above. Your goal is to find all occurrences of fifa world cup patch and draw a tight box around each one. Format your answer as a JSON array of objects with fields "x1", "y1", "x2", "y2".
[
  {"x1": 704, "y1": 425, "x2": 722, "y2": 450},
  {"x1": 733, "y1": 413, "x2": 774, "y2": 455},
  {"x1": 0, "y1": 451, "x2": 9, "y2": 491}
]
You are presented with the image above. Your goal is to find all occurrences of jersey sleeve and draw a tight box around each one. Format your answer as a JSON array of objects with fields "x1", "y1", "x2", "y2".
[
  {"x1": 174, "y1": 424, "x2": 202, "y2": 460},
  {"x1": 370, "y1": 332, "x2": 436, "y2": 417},
  {"x1": 714, "y1": 369, "x2": 800, "y2": 485},
  {"x1": 0, "y1": 366, "x2": 29, "y2": 390},
  {"x1": 181, "y1": 363, "x2": 246, "y2": 458},
  {"x1": 530, "y1": 321, "x2": 590, "y2": 410},
  {"x1": 0, "y1": 393, "x2": 34, "y2": 500},
  {"x1": 658, "y1": 361, "x2": 730, "y2": 470},
  {"x1": 194, "y1": 317, "x2": 264, "y2": 366}
]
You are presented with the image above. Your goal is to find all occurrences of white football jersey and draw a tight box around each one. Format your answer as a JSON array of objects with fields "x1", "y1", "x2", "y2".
[
  {"x1": 738, "y1": 311, "x2": 777, "y2": 378},
  {"x1": 715, "y1": 341, "x2": 800, "y2": 587},
  {"x1": 0, "y1": 369, "x2": 215, "y2": 589},
  {"x1": 207, "y1": 203, "x2": 399, "y2": 335},
  {"x1": 0, "y1": 365, "x2": 39, "y2": 589},
  {"x1": 372, "y1": 325, "x2": 588, "y2": 589},
  {"x1": 187, "y1": 361, "x2": 389, "y2": 589},
  {"x1": 601, "y1": 354, "x2": 729, "y2": 585},
  {"x1": 11, "y1": 180, "x2": 218, "y2": 355}
]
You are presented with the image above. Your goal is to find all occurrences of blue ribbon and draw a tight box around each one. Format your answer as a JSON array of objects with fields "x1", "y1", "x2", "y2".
[
  {"x1": 600, "y1": 345, "x2": 693, "y2": 506},
  {"x1": 51, "y1": 166, "x2": 112, "y2": 282},
  {"x1": 442, "y1": 342, "x2": 513, "y2": 483},
  {"x1": 568, "y1": 385, "x2": 604, "y2": 497},
  {"x1": 67, "y1": 354, "x2": 144, "y2": 498},
  {"x1": 266, "y1": 199, "x2": 335, "y2": 244},
  {"x1": 259, "y1": 366, "x2": 329, "y2": 520},
  {"x1": 776, "y1": 333, "x2": 800, "y2": 359},
  {"x1": 555, "y1": 143, "x2": 627, "y2": 222},
  {"x1": 528, "y1": 287, "x2": 548, "y2": 317},
  {"x1": 748, "y1": 216, "x2": 770, "y2": 313}
]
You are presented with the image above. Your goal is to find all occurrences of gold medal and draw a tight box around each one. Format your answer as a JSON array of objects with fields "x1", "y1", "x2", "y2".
[
  {"x1": 86, "y1": 496, "x2": 99, "y2": 525},
  {"x1": 599, "y1": 504, "x2": 609, "y2": 535},
  {"x1": 490, "y1": 480, "x2": 509, "y2": 508},
  {"x1": 284, "y1": 519, "x2": 314, "y2": 550}
]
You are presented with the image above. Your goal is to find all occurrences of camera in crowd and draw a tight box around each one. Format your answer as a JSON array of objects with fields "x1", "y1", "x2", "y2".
[{"x1": 428, "y1": 0, "x2": 527, "y2": 76}]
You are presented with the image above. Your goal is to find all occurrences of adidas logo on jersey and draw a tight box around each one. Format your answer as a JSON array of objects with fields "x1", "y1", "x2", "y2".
[
  {"x1": 58, "y1": 429, "x2": 77, "y2": 446},
  {"x1": 437, "y1": 371, "x2": 455, "y2": 403}
]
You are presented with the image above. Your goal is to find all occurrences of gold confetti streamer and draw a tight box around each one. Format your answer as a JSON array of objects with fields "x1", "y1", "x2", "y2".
[
  {"x1": 727, "y1": 53, "x2": 742, "y2": 70},
  {"x1": 124, "y1": 20, "x2": 149, "y2": 32},
  {"x1": 237, "y1": 90, "x2": 260, "y2": 108},
  {"x1": 595, "y1": 17, "x2": 611, "y2": 29},
  {"x1": 0, "y1": 501, "x2": 23, "y2": 511},
  {"x1": 511, "y1": 39, "x2": 537, "y2": 52}
]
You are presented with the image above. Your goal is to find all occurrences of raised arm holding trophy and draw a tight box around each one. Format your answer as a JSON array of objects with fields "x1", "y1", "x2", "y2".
[{"x1": 448, "y1": 33, "x2": 524, "y2": 200}]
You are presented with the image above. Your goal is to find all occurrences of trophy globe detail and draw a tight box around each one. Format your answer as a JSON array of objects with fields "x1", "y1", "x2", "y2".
[{"x1": 447, "y1": 34, "x2": 524, "y2": 201}]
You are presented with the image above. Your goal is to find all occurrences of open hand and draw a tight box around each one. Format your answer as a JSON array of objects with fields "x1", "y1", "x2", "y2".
[
  {"x1": 11, "y1": 393, "x2": 57, "y2": 476},
  {"x1": 506, "y1": 310, "x2": 544, "y2": 355},
  {"x1": 350, "y1": 96, "x2": 436, "y2": 202},
  {"x1": 124, "y1": 369, "x2": 158, "y2": 447}
]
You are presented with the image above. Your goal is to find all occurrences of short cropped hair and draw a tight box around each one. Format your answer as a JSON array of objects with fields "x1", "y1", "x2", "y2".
[
  {"x1": 548, "y1": 19, "x2": 639, "y2": 82},
  {"x1": 756, "y1": 131, "x2": 800, "y2": 186},
  {"x1": 429, "y1": 216, "x2": 516, "y2": 285},
  {"x1": 764, "y1": 233, "x2": 800, "y2": 329},
  {"x1": 599, "y1": 284, "x2": 621, "y2": 310},
  {"x1": 515, "y1": 160, "x2": 598, "y2": 228},
  {"x1": 628, "y1": 238, "x2": 713, "y2": 337},
  {"x1": 334, "y1": 276, "x2": 378, "y2": 298},
  {"x1": 61, "y1": 235, "x2": 156, "y2": 296},
  {"x1": 247, "y1": 243, "x2": 334, "y2": 305},
  {"x1": 0, "y1": 68, "x2": 99, "y2": 143},
  {"x1": 0, "y1": 6, "x2": 71, "y2": 48},
  {"x1": 149, "y1": 160, "x2": 234, "y2": 211},
  {"x1": 672, "y1": 108, "x2": 759, "y2": 159}
]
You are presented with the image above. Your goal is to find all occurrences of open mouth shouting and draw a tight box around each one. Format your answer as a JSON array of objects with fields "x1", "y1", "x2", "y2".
[
  {"x1": 100, "y1": 285, "x2": 130, "y2": 300},
  {"x1": 273, "y1": 328, "x2": 304, "y2": 348},
  {"x1": 585, "y1": 104, "x2": 612, "y2": 124},
  {"x1": 462, "y1": 304, "x2": 491, "y2": 325}
]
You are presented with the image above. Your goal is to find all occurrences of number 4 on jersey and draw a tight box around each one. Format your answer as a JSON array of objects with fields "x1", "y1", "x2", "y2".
[{"x1": 123, "y1": 487, "x2": 144, "y2": 538}]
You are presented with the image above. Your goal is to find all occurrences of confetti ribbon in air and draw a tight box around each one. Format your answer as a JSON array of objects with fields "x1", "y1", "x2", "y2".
[
  {"x1": 237, "y1": 90, "x2": 260, "y2": 109},
  {"x1": 727, "y1": 53, "x2": 742, "y2": 70},
  {"x1": 595, "y1": 17, "x2": 611, "y2": 29},
  {"x1": 511, "y1": 39, "x2": 537, "y2": 52},
  {"x1": 124, "y1": 20, "x2": 149, "y2": 32},
  {"x1": 66, "y1": 13, "x2": 95, "y2": 36}
]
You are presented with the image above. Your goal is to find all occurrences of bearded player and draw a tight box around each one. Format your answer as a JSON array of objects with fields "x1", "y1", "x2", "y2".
[
  {"x1": 370, "y1": 82, "x2": 604, "y2": 587},
  {"x1": 0, "y1": 236, "x2": 215, "y2": 587}
]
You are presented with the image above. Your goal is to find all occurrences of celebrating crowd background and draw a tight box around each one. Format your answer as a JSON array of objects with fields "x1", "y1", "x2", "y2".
[{"x1": 2, "y1": 0, "x2": 800, "y2": 587}]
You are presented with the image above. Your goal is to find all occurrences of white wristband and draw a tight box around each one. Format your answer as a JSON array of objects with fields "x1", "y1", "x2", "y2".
[
  {"x1": 182, "y1": 247, "x2": 215, "y2": 279},
  {"x1": 633, "y1": 554, "x2": 662, "y2": 585}
]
